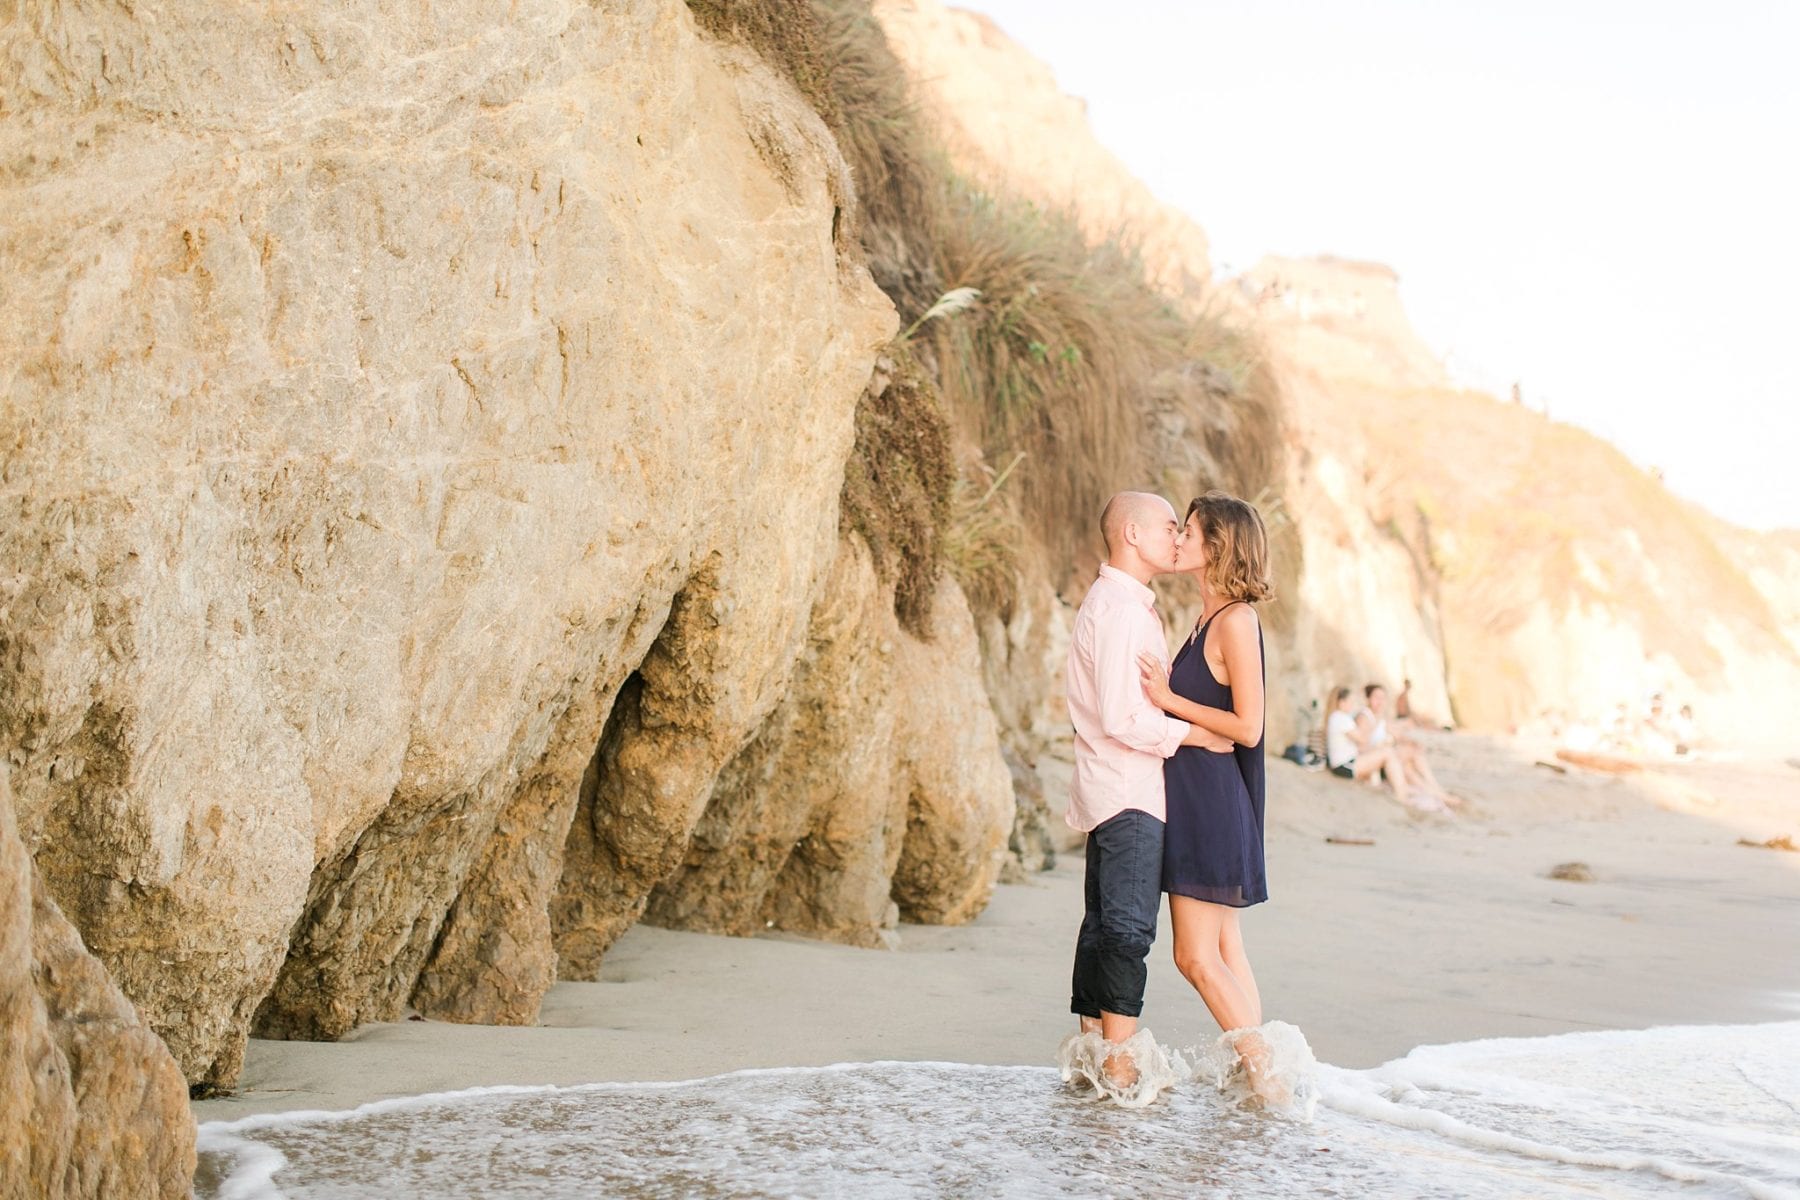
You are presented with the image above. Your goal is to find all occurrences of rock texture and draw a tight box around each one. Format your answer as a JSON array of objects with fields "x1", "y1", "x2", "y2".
[
  {"x1": 1, "y1": 0, "x2": 901, "y2": 1086},
  {"x1": 0, "y1": 768, "x2": 194, "y2": 1200},
  {"x1": 634, "y1": 537, "x2": 1013, "y2": 951}
]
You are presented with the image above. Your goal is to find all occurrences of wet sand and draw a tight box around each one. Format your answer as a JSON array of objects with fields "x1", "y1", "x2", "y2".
[{"x1": 194, "y1": 734, "x2": 1800, "y2": 1123}]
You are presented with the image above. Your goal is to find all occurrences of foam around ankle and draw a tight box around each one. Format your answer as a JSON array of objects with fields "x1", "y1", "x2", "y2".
[
  {"x1": 1187, "y1": 1020, "x2": 1319, "y2": 1119},
  {"x1": 1056, "y1": 1028, "x2": 1185, "y2": 1108}
]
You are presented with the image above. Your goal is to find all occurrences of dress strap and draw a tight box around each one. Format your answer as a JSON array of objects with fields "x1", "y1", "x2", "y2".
[{"x1": 1188, "y1": 599, "x2": 1246, "y2": 646}]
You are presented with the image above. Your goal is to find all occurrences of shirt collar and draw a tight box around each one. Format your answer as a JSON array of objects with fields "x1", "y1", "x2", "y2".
[{"x1": 1097, "y1": 563, "x2": 1158, "y2": 610}]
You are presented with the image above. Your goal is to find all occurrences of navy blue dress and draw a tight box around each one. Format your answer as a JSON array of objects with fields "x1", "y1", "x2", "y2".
[{"x1": 1162, "y1": 603, "x2": 1267, "y2": 907}]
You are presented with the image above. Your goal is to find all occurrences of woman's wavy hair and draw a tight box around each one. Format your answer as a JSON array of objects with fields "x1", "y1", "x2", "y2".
[{"x1": 1185, "y1": 490, "x2": 1274, "y2": 603}]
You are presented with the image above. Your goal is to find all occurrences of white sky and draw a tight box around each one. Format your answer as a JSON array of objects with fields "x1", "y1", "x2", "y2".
[{"x1": 955, "y1": 0, "x2": 1800, "y2": 531}]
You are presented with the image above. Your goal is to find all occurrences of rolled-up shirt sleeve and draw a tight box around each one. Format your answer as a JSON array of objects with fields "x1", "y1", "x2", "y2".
[{"x1": 1092, "y1": 608, "x2": 1189, "y2": 758}]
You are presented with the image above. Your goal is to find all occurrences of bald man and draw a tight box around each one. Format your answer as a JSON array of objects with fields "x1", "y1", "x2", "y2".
[{"x1": 1065, "y1": 492, "x2": 1229, "y2": 1088}]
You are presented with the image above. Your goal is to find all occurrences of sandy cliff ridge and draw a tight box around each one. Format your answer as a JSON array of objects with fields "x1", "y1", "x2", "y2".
[{"x1": 1242, "y1": 255, "x2": 1800, "y2": 744}]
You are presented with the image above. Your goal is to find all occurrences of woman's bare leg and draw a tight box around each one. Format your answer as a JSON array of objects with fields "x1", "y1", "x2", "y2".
[
  {"x1": 1382, "y1": 754, "x2": 1413, "y2": 806},
  {"x1": 1401, "y1": 744, "x2": 1460, "y2": 805},
  {"x1": 1355, "y1": 746, "x2": 1412, "y2": 806},
  {"x1": 1218, "y1": 910, "x2": 1262, "y2": 1027},
  {"x1": 1170, "y1": 896, "x2": 1258, "y2": 1031},
  {"x1": 1173, "y1": 897, "x2": 1287, "y2": 1101}
]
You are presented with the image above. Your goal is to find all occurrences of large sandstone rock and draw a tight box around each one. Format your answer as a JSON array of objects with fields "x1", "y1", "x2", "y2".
[
  {"x1": 0, "y1": 769, "x2": 194, "y2": 1200},
  {"x1": 1, "y1": 0, "x2": 893, "y2": 1084},
  {"x1": 885, "y1": 570, "x2": 1016, "y2": 923},
  {"x1": 546, "y1": 544, "x2": 869, "y2": 974}
]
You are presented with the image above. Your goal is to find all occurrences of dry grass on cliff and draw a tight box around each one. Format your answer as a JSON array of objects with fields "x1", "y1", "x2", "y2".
[
  {"x1": 940, "y1": 453, "x2": 1027, "y2": 621},
  {"x1": 695, "y1": 0, "x2": 1290, "y2": 617},
  {"x1": 925, "y1": 186, "x2": 1290, "y2": 574},
  {"x1": 808, "y1": 0, "x2": 949, "y2": 314},
  {"x1": 929, "y1": 186, "x2": 1180, "y2": 552}
]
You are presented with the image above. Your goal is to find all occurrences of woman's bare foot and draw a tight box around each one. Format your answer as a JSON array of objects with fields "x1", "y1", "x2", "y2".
[{"x1": 1233, "y1": 1029, "x2": 1292, "y2": 1107}]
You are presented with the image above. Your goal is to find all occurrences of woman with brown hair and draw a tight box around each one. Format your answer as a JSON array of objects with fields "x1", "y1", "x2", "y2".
[{"x1": 1136, "y1": 490, "x2": 1282, "y2": 1100}]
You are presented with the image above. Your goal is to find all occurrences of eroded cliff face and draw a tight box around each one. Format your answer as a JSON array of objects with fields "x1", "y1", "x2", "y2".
[
  {"x1": 1234, "y1": 258, "x2": 1457, "y2": 733},
  {"x1": 1, "y1": 769, "x2": 194, "y2": 1200},
  {"x1": 0, "y1": 0, "x2": 1014, "y2": 1091}
]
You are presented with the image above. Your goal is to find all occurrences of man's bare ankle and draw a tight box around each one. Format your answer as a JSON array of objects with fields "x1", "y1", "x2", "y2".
[{"x1": 1102, "y1": 1051, "x2": 1139, "y2": 1088}]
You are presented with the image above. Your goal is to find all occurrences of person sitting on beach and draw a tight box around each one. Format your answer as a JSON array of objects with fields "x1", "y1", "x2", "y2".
[
  {"x1": 1639, "y1": 693, "x2": 1681, "y2": 758},
  {"x1": 1325, "y1": 687, "x2": 1434, "y2": 812},
  {"x1": 1362, "y1": 684, "x2": 1459, "y2": 807},
  {"x1": 1672, "y1": 704, "x2": 1698, "y2": 755}
]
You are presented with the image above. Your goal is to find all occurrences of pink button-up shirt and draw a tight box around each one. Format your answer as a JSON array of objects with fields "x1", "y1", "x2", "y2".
[{"x1": 1064, "y1": 564, "x2": 1190, "y2": 831}]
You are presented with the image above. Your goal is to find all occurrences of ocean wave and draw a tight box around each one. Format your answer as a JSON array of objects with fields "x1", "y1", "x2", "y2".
[{"x1": 199, "y1": 1021, "x2": 1800, "y2": 1199}]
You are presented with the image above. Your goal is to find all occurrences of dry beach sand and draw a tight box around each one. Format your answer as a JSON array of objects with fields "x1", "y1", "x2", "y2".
[{"x1": 193, "y1": 733, "x2": 1799, "y2": 1123}]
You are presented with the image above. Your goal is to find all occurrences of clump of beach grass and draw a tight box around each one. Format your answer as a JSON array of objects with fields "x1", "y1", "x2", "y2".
[{"x1": 941, "y1": 452, "x2": 1026, "y2": 621}]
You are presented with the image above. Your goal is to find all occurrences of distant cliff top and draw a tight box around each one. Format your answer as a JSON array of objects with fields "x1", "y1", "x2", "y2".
[
  {"x1": 1238, "y1": 254, "x2": 1448, "y2": 392},
  {"x1": 873, "y1": 0, "x2": 1212, "y2": 302}
]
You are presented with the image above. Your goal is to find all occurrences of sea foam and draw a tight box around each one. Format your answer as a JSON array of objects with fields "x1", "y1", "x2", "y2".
[{"x1": 199, "y1": 1021, "x2": 1800, "y2": 1199}]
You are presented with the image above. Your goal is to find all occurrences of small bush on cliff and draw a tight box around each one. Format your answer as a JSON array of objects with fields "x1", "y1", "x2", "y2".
[{"x1": 839, "y1": 349, "x2": 953, "y2": 636}]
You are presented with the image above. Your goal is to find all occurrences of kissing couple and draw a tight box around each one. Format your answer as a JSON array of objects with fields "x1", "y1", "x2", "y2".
[{"x1": 1059, "y1": 489, "x2": 1290, "y2": 1108}]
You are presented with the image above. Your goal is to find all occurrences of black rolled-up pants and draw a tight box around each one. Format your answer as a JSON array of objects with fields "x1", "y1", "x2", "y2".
[{"x1": 1069, "y1": 807, "x2": 1164, "y2": 1020}]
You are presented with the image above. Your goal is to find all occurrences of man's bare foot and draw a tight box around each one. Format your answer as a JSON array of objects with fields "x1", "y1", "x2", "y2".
[{"x1": 1102, "y1": 1049, "x2": 1139, "y2": 1090}]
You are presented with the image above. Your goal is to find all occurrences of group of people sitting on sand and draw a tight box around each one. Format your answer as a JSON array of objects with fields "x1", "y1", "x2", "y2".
[
  {"x1": 1321, "y1": 681, "x2": 1461, "y2": 814},
  {"x1": 1604, "y1": 693, "x2": 1699, "y2": 758},
  {"x1": 1526, "y1": 692, "x2": 1702, "y2": 761}
]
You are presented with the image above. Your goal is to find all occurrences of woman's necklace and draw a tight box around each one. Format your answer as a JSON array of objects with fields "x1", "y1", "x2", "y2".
[{"x1": 1189, "y1": 597, "x2": 1228, "y2": 647}]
